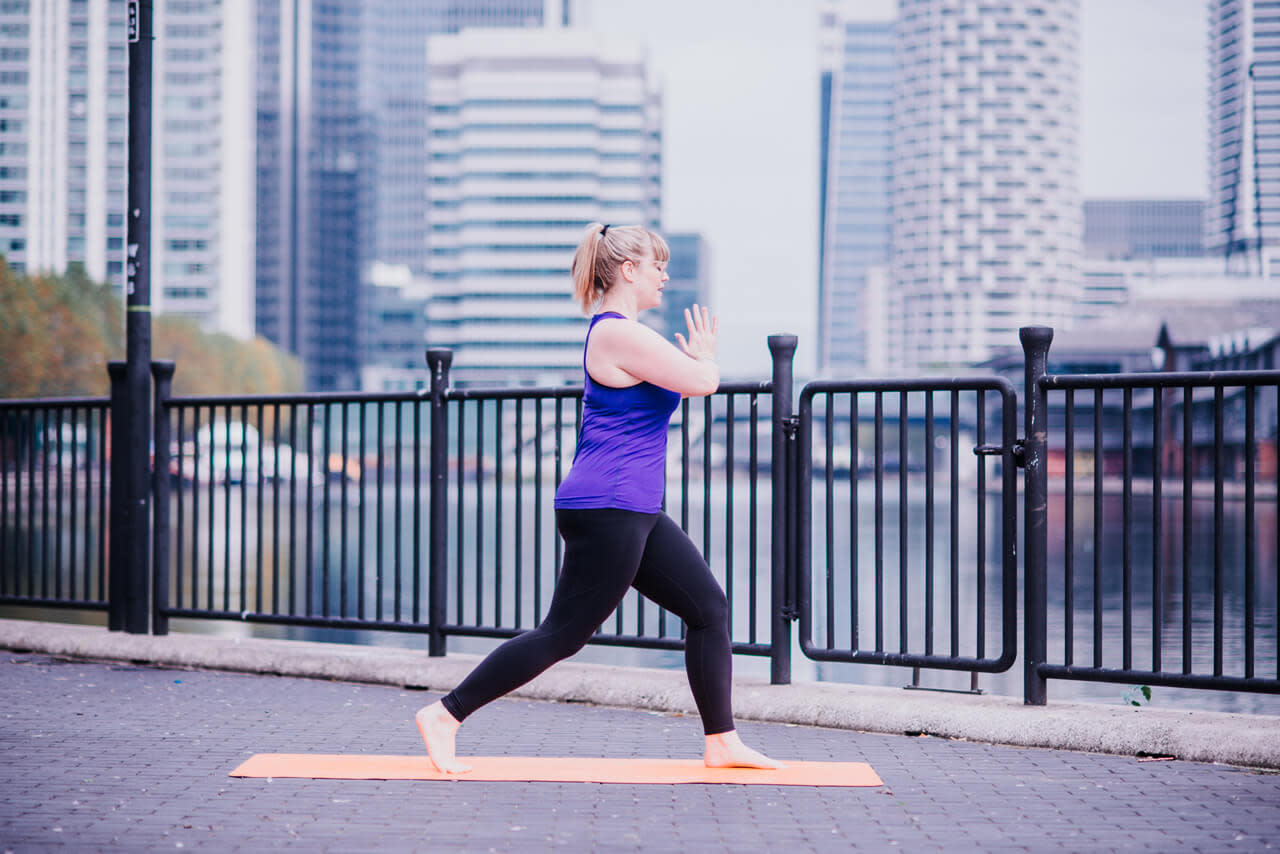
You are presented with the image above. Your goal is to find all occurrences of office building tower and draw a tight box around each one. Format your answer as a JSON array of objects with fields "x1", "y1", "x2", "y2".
[
  {"x1": 1083, "y1": 199, "x2": 1206, "y2": 260},
  {"x1": 0, "y1": 0, "x2": 128, "y2": 290},
  {"x1": 362, "y1": 0, "x2": 545, "y2": 276},
  {"x1": 256, "y1": 1, "x2": 547, "y2": 390},
  {"x1": 425, "y1": 28, "x2": 661, "y2": 386},
  {"x1": 889, "y1": 0, "x2": 1081, "y2": 371},
  {"x1": 817, "y1": 1, "x2": 894, "y2": 375},
  {"x1": 153, "y1": 0, "x2": 255, "y2": 337},
  {"x1": 1207, "y1": 0, "x2": 1280, "y2": 273},
  {"x1": 655, "y1": 232, "x2": 710, "y2": 340}
]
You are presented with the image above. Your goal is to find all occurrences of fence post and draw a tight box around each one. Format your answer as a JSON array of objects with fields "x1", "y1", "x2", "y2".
[
  {"x1": 1021, "y1": 326, "x2": 1053, "y2": 705},
  {"x1": 426, "y1": 348, "x2": 453, "y2": 657},
  {"x1": 151, "y1": 360, "x2": 175, "y2": 636},
  {"x1": 768, "y1": 334, "x2": 798, "y2": 685},
  {"x1": 107, "y1": 361, "x2": 127, "y2": 631}
]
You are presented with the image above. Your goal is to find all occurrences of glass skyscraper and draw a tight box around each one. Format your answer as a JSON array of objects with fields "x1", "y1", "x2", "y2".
[
  {"x1": 255, "y1": 0, "x2": 545, "y2": 390},
  {"x1": 1206, "y1": 0, "x2": 1280, "y2": 274},
  {"x1": 818, "y1": 5, "x2": 894, "y2": 375}
]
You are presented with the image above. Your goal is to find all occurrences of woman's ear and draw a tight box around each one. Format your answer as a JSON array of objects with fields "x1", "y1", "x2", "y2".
[{"x1": 620, "y1": 258, "x2": 637, "y2": 283}]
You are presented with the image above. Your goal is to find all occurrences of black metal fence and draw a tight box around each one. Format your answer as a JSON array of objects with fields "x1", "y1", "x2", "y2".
[
  {"x1": 0, "y1": 397, "x2": 112, "y2": 611},
  {"x1": 1025, "y1": 352, "x2": 1280, "y2": 700},
  {"x1": 2, "y1": 329, "x2": 1279, "y2": 705}
]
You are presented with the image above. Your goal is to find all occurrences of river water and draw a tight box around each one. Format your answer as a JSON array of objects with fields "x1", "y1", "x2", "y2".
[{"x1": 5, "y1": 476, "x2": 1278, "y2": 715}]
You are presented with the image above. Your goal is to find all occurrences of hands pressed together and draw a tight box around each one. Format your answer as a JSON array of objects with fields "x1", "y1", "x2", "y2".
[{"x1": 674, "y1": 303, "x2": 718, "y2": 363}]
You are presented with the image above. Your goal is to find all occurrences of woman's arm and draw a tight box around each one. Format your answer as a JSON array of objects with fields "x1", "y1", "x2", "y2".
[{"x1": 586, "y1": 305, "x2": 720, "y2": 397}]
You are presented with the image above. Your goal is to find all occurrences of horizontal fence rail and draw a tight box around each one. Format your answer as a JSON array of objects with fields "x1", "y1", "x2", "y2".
[
  {"x1": 1034, "y1": 368, "x2": 1280, "y2": 695},
  {"x1": 796, "y1": 378, "x2": 1019, "y2": 674},
  {"x1": 0, "y1": 398, "x2": 112, "y2": 611}
]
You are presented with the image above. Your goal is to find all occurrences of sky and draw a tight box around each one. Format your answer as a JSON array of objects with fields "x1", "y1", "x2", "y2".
[{"x1": 582, "y1": 0, "x2": 1209, "y2": 378}]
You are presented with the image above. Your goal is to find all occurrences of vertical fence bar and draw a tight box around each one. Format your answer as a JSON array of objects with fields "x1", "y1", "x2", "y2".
[
  {"x1": 1021, "y1": 326, "x2": 1052, "y2": 706},
  {"x1": 413, "y1": 396, "x2": 422, "y2": 625},
  {"x1": 151, "y1": 362, "x2": 175, "y2": 635},
  {"x1": 851, "y1": 391, "x2": 860, "y2": 653},
  {"x1": 1214, "y1": 386, "x2": 1225, "y2": 676},
  {"x1": 1094, "y1": 388, "x2": 1104, "y2": 668},
  {"x1": 1152, "y1": 386, "x2": 1163, "y2": 672},
  {"x1": 52, "y1": 406, "x2": 62, "y2": 600},
  {"x1": 976, "y1": 389, "x2": 987, "y2": 660},
  {"x1": 924, "y1": 392, "x2": 934, "y2": 657},
  {"x1": 375, "y1": 401, "x2": 385, "y2": 622},
  {"x1": 107, "y1": 361, "x2": 127, "y2": 630},
  {"x1": 898, "y1": 391, "x2": 909, "y2": 654},
  {"x1": 949, "y1": 390, "x2": 959, "y2": 657},
  {"x1": 534, "y1": 400, "x2": 544, "y2": 621},
  {"x1": 97, "y1": 408, "x2": 107, "y2": 603},
  {"x1": 1064, "y1": 389, "x2": 1075, "y2": 666},
  {"x1": 874, "y1": 392, "x2": 884, "y2": 652},
  {"x1": 768, "y1": 334, "x2": 796, "y2": 685},
  {"x1": 824, "y1": 398, "x2": 835, "y2": 648},
  {"x1": 427, "y1": 349, "x2": 451, "y2": 655},
  {"x1": 749, "y1": 393, "x2": 760, "y2": 644},
  {"x1": 1122, "y1": 387, "x2": 1133, "y2": 670},
  {"x1": 357, "y1": 402, "x2": 366, "y2": 619},
  {"x1": 1182, "y1": 384, "x2": 1194, "y2": 673},
  {"x1": 515, "y1": 399, "x2": 524, "y2": 627},
  {"x1": 1245, "y1": 384, "x2": 1256, "y2": 678}
]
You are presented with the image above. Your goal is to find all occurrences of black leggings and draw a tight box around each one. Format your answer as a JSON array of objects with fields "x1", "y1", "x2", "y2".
[{"x1": 440, "y1": 508, "x2": 735, "y2": 735}]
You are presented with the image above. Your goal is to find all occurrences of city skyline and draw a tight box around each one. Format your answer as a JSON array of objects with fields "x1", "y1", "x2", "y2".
[
  {"x1": 0, "y1": 0, "x2": 1214, "y2": 384},
  {"x1": 587, "y1": 0, "x2": 1208, "y2": 377}
]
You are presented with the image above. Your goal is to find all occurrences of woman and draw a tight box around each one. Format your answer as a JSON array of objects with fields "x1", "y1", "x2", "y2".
[{"x1": 416, "y1": 222, "x2": 779, "y2": 773}]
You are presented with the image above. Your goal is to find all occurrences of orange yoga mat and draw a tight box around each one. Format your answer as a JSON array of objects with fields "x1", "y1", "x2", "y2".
[{"x1": 230, "y1": 754, "x2": 883, "y2": 787}]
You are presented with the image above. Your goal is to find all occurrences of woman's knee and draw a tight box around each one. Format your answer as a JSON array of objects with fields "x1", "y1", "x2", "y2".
[{"x1": 694, "y1": 586, "x2": 729, "y2": 632}]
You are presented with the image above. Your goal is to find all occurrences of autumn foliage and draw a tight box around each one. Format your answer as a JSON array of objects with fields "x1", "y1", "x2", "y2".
[{"x1": 0, "y1": 259, "x2": 303, "y2": 399}]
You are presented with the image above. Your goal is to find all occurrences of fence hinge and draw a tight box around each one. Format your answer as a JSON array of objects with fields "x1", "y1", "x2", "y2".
[{"x1": 781, "y1": 415, "x2": 800, "y2": 438}]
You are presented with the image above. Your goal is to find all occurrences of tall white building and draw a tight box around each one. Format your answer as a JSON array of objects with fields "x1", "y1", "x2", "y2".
[
  {"x1": 1206, "y1": 0, "x2": 1280, "y2": 274},
  {"x1": 424, "y1": 28, "x2": 661, "y2": 386},
  {"x1": 0, "y1": 0, "x2": 128, "y2": 289},
  {"x1": 153, "y1": 0, "x2": 256, "y2": 337},
  {"x1": 889, "y1": 0, "x2": 1081, "y2": 371}
]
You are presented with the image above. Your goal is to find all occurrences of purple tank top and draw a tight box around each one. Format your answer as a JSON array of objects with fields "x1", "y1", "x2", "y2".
[{"x1": 554, "y1": 312, "x2": 682, "y2": 513}]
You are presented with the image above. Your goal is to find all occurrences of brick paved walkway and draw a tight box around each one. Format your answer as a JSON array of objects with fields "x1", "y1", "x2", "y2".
[{"x1": 2, "y1": 652, "x2": 1278, "y2": 852}]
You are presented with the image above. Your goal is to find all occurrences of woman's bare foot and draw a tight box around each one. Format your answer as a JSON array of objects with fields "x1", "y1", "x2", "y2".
[
  {"x1": 704, "y1": 730, "x2": 784, "y2": 769},
  {"x1": 415, "y1": 701, "x2": 471, "y2": 774}
]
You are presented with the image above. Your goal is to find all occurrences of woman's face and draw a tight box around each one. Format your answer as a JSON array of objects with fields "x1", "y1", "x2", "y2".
[{"x1": 628, "y1": 253, "x2": 668, "y2": 311}]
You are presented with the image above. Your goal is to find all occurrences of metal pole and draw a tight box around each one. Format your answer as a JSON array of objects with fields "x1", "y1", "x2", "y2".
[
  {"x1": 426, "y1": 348, "x2": 453, "y2": 656},
  {"x1": 1021, "y1": 326, "x2": 1053, "y2": 705},
  {"x1": 107, "y1": 361, "x2": 127, "y2": 631},
  {"x1": 768, "y1": 334, "x2": 797, "y2": 685},
  {"x1": 123, "y1": 0, "x2": 154, "y2": 634},
  {"x1": 151, "y1": 361, "x2": 175, "y2": 636}
]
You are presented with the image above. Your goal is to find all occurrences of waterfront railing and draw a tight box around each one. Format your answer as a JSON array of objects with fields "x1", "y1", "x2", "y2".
[{"x1": 1, "y1": 329, "x2": 1277, "y2": 705}]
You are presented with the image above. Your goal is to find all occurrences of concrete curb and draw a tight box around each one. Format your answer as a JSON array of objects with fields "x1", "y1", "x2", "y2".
[{"x1": 3, "y1": 617, "x2": 1278, "y2": 769}]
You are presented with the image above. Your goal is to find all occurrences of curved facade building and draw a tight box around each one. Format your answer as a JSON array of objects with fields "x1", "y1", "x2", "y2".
[{"x1": 889, "y1": 0, "x2": 1081, "y2": 371}]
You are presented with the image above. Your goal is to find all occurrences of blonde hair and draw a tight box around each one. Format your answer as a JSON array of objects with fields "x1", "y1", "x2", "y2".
[{"x1": 570, "y1": 222, "x2": 670, "y2": 313}]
